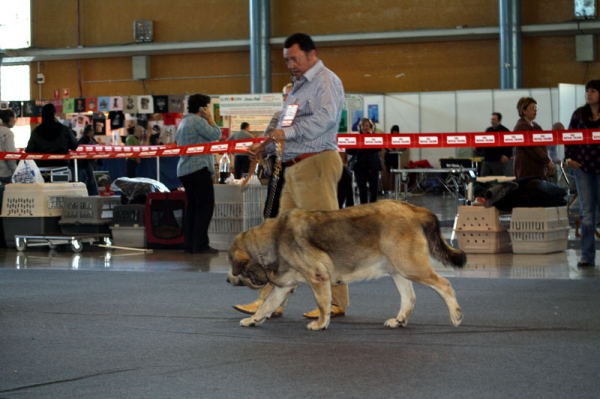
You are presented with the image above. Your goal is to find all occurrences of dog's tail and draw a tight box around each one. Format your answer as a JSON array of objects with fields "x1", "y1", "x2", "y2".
[{"x1": 421, "y1": 211, "x2": 466, "y2": 268}]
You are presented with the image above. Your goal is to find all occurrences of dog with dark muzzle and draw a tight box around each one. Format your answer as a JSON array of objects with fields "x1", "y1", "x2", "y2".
[{"x1": 227, "y1": 200, "x2": 465, "y2": 330}]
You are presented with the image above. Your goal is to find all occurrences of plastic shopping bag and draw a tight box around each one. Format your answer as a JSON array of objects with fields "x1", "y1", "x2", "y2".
[{"x1": 11, "y1": 160, "x2": 45, "y2": 183}]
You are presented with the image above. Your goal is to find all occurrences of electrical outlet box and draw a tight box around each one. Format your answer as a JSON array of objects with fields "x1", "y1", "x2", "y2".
[
  {"x1": 132, "y1": 56, "x2": 150, "y2": 80},
  {"x1": 36, "y1": 73, "x2": 45, "y2": 84},
  {"x1": 576, "y1": 35, "x2": 596, "y2": 62}
]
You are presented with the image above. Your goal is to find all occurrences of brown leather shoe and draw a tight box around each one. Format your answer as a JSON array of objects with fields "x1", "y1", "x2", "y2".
[
  {"x1": 232, "y1": 299, "x2": 262, "y2": 315},
  {"x1": 302, "y1": 305, "x2": 345, "y2": 319},
  {"x1": 269, "y1": 306, "x2": 284, "y2": 318}
]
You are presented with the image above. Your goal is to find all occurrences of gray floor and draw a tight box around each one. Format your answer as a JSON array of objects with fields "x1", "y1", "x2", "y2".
[{"x1": 1, "y1": 194, "x2": 599, "y2": 398}]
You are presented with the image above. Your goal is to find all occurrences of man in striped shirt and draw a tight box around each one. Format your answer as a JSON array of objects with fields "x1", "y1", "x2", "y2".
[{"x1": 233, "y1": 33, "x2": 348, "y2": 319}]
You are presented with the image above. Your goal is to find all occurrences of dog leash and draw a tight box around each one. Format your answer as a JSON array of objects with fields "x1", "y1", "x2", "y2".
[{"x1": 262, "y1": 139, "x2": 284, "y2": 217}]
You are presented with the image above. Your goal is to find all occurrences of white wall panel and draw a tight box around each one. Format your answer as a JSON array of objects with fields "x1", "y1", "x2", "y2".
[
  {"x1": 558, "y1": 83, "x2": 585, "y2": 128},
  {"x1": 456, "y1": 90, "x2": 493, "y2": 133},
  {"x1": 419, "y1": 92, "x2": 456, "y2": 167},
  {"x1": 384, "y1": 93, "x2": 420, "y2": 134},
  {"x1": 530, "y1": 88, "x2": 554, "y2": 130}
]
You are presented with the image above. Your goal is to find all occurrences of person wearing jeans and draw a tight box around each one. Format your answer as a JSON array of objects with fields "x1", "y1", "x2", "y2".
[{"x1": 565, "y1": 79, "x2": 600, "y2": 268}]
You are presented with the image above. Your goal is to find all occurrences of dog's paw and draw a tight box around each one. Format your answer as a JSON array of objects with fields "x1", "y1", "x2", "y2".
[
  {"x1": 451, "y1": 308, "x2": 463, "y2": 327},
  {"x1": 306, "y1": 320, "x2": 328, "y2": 331},
  {"x1": 384, "y1": 318, "x2": 407, "y2": 328},
  {"x1": 240, "y1": 317, "x2": 257, "y2": 327}
]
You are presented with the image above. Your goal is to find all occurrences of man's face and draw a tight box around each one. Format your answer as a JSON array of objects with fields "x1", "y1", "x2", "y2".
[
  {"x1": 284, "y1": 44, "x2": 317, "y2": 79},
  {"x1": 490, "y1": 115, "x2": 500, "y2": 128}
]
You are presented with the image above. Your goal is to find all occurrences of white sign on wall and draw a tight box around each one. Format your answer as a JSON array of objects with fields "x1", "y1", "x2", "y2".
[{"x1": 219, "y1": 94, "x2": 283, "y2": 116}]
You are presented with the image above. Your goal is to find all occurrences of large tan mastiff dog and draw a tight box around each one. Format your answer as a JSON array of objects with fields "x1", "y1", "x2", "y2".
[{"x1": 227, "y1": 200, "x2": 466, "y2": 330}]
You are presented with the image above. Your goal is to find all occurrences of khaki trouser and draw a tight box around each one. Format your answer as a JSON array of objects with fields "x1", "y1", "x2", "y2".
[{"x1": 259, "y1": 150, "x2": 349, "y2": 307}]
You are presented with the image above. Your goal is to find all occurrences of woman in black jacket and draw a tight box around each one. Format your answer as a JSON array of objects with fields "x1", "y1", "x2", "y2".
[{"x1": 347, "y1": 118, "x2": 382, "y2": 204}]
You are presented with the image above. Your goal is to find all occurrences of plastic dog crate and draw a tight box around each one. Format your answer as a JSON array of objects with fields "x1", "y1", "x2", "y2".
[
  {"x1": 144, "y1": 191, "x2": 187, "y2": 248},
  {"x1": 110, "y1": 225, "x2": 146, "y2": 248},
  {"x1": 112, "y1": 205, "x2": 146, "y2": 227},
  {"x1": 1, "y1": 183, "x2": 87, "y2": 217},
  {"x1": 454, "y1": 205, "x2": 512, "y2": 253},
  {"x1": 509, "y1": 207, "x2": 569, "y2": 254},
  {"x1": 59, "y1": 196, "x2": 121, "y2": 234}
]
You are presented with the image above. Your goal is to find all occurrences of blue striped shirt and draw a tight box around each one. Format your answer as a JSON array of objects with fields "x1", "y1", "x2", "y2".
[
  {"x1": 175, "y1": 113, "x2": 222, "y2": 177},
  {"x1": 278, "y1": 60, "x2": 345, "y2": 160}
]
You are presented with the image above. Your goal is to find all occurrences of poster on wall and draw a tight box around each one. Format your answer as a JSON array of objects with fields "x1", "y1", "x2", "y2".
[
  {"x1": 63, "y1": 98, "x2": 75, "y2": 113},
  {"x1": 137, "y1": 95, "x2": 154, "y2": 114},
  {"x1": 97, "y1": 97, "x2": 110, "y2": 112},
  {"x1": 168, "y1": 95, "x2": 184, "y2": 113},
  {"x1": 93, "y1": 112, "x2": 106, "y2": 135},
  {"x1": 123, "y1": 95, "x2": 138, "y2": 113},
  {"x1": 74, "y1": 98, "x2": 86, "y2": 113},
  {"x1": 110, "y1": 96, "x2": 123, "y2": 111},
  {"x1": 213, "y1": 103, "x2": 223, "y2": 127},
  {"x1": 23, "y1": 101, "x2": 40, "y2": 117},
  {"x1": 338, "y1": 109, "x2": 348, "y2": 133},
  {"x1": 218, "y1": 94, "x2": 283, "y2": 116},
  {"x1": 9, "y1": 101, "x2": 22, "y2": 117},
  {"x1": 86, "y1": 97, "x2": 98, "y2": 112},
  {"x1": 368, "y1": 104, "x2": 379, "y2": 123},
  {"x1": 153, "y1": 95, "x2": 168, "y2": 113},
  {"x1": 350, "y1": 110, "x2": 363, "y2": 132},
  {"x1": 230, "y1": 114, "x2": 273, "y2": 135},
  {"x1": 160, "y1": 125, "x2": 176, "y2": 144},
  {"x1": 345, "y1": 94, "x2": 363, "y2": 111}
]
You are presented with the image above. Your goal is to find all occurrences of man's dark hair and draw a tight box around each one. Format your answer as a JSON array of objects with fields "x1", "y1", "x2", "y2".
[
  {"x1": 187, "y1": 93, "x2": 211, "y2": 114},
  {"x1": 0, "y1": 109, "x2": 15, "y2": 125},
  {"x1": 284, "y1": 33, "x2": 317, "y2": 53},
  {"x1": 391, "y1": 125, "x2": 400, "y2": 133},
  {"x1": 492, "y1": 112, "x2": 502, "y2": 121},
  {"x1": 241, "y1": 122, "x2": 249, "y2": 130}
]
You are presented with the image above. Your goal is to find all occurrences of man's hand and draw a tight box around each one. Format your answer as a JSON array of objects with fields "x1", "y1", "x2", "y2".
[
  {"x1": 270, "y1": 129, "x2": 285, "y2": 142},
  {"x1": 247, "y1": 143, "x2": 266, "y2": 161}
]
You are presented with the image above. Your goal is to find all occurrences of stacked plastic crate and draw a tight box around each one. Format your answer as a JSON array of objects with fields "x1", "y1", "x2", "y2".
[
  {"x1": 59, "y1": 196, "x2": 121, "y2": 234},
  {"x1": 209, "y1": 184, "x2": 266, "y2": 251},
  {"x1": 0, "y1": 183, "x2": 88, "y2": 247},
  {"x1": 508, "y1": 207, "x2": 570, "y2": 254},
  {"x1": 110, "y1": 204, "x2": 146, "y2": 248},
  {"x1": 454, "y1": 205, "x2": 512, "y2": 253}
]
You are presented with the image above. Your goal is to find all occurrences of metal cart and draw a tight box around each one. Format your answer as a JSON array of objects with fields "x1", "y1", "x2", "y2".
[{"x1": 14, "y1": 234, "x2": 112, "y2": 253}]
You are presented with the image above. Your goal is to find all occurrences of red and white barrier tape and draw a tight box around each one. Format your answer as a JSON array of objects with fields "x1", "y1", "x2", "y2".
[{"x1": 1, "y1": 130, "x2": 598, "y2": 160}]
